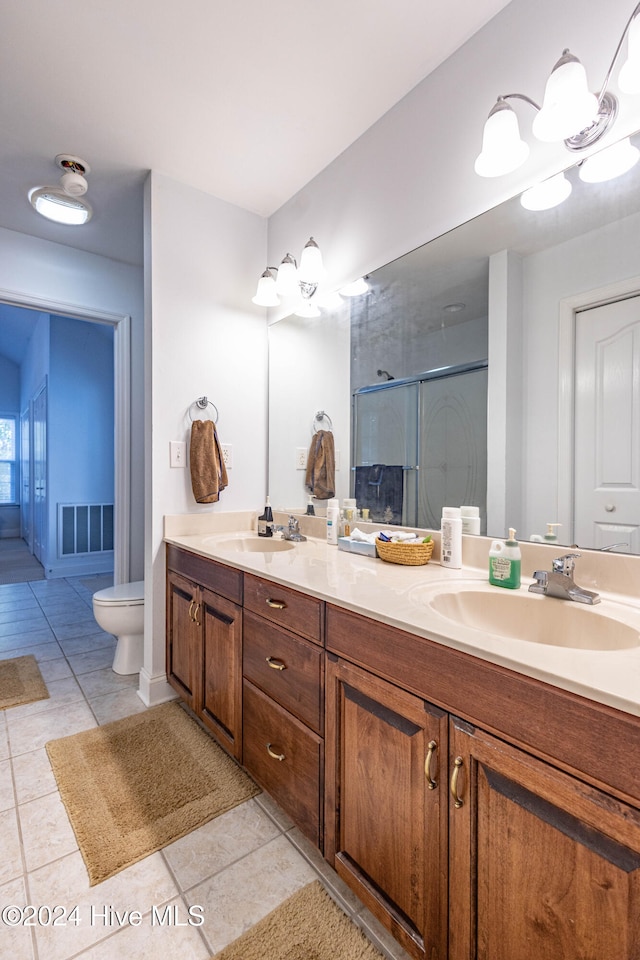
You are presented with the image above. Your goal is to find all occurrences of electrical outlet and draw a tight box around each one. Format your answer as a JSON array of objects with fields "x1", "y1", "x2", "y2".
[
  {"x1": 170, "y1": 440, "x2": 186, "y2": 468},
  {"x1": 295, "y1": 447, "x2": 307, "y2": 470},
  {"x1": 221, "y1": 444, "x2": 233, "y2": 469}
]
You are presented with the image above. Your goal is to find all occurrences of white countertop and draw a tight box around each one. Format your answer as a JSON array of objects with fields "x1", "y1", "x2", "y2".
[{"x1": 164, "y1": 515, "x2": 640, "y2": 719}]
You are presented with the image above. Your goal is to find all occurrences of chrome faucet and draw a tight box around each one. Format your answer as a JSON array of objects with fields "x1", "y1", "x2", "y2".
[
  {"x1": 282, "y1": 516, "x2": 306, "y2": 542},
  {"x1": 528, "y1": 553, "x2": 600, "y2": 604}
]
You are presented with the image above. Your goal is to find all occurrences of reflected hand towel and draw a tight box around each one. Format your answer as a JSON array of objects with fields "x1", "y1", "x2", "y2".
[
  {"x1": 305, "y1": 429, "x2": 335, "y2": 500},
  {"x1": 190, "y1": 420, "x2": 229, "y2": 503}
]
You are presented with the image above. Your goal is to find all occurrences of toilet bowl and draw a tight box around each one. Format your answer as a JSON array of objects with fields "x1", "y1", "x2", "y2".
[{"x1": 92, "y1": 581, "x2": 144, "y2": 675}]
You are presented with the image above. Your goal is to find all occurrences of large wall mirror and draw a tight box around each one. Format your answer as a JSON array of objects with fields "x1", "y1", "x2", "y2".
[{"x1": 268, "y1": 129, "x2": 640, "y2": 553}]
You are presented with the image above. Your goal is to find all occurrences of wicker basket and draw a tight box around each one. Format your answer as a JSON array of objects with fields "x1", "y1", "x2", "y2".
[{"x1": 375, "y1": 537, "x2": 434, "y2": 566}]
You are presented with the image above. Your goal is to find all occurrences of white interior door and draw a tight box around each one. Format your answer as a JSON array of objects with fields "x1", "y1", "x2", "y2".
[
  {"x1": 574, "y1": 295, "x2": 640, "y2": 552},
  {"x1": 32, "y1": 382, "x2": 47, "y2": 564},
  {"x1": 20, "y1": 406, "x2": 32, "y2": 550}
]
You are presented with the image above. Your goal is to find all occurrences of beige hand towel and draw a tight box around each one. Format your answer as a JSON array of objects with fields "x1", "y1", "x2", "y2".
[
  {"x1": 190, "y1": 420, "x2": 229, "y2": 503},
  {"x1": 305, "y1": 429, "x2": 335, "y2": 500}
]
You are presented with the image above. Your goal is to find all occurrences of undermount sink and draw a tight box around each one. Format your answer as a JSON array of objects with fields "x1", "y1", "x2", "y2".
[
  {"x1": 409, "y1": 582, "x2": 640, "y2": 651},
  {"x1": 211, "y1": 536, "x2": 295, "y2": 553}
]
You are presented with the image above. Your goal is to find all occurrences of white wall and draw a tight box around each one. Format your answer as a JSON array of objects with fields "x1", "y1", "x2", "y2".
[
  {"x1": 0, "y1": 353, "x2": 20, "y2": 538},
  {"x1": 0, "y1": 226, "x2": 144, "y2": 579},
  {"x1": 142, "y1": 172, "x2": 267, "y2": 705}
]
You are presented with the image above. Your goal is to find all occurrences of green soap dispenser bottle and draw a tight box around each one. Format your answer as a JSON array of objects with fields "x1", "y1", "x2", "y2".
[{"x1": 489, "y1": 528, "x2": 521, "y2": 589}]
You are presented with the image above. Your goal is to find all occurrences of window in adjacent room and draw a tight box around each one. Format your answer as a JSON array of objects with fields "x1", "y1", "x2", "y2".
[{"x1": 0, "y1": 415, "x2": 18, "y2": 504}]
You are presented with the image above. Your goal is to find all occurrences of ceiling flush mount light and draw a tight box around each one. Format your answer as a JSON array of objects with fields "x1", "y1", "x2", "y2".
[
  {"x1": 252, "y1": 237, "x2": 324, "y2": 307},
  {"x1": 475, "y1": 3, "x2": 640, "y2": 178},
  {"x1": 29, "y1": 155, "x2": 93, "y2": 225}
]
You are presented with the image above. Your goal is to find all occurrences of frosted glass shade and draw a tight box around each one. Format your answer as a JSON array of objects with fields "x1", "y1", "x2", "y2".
[
  {"x1": 618, "y1": 14, "x2": 640, "y2": 93},
  {"x1": 474, "y1": 101, "x2": 529, "y2": 177},
  {"x1": 275, "y1": 255, "x2": 299, "y2": 296},
  {"x1": 298, "y1": 237, "x2": 324, "y2": 283},
  {"x1": 252, "y1": 270, "x2": 280, "y2": 306},
  {"x1": 579, "y1": 137, "x2": 640, "y2": 182},
  {"x1": 29, "y1": 187, "x2": 92, "y2": 225},
  {"x1": 520, "y1": 172, "x2": 572, "y2": 210},
  {"x1": 532, "y1": 53, "x2": 598, "y2": 142},
  {"x1": 340, "y1": 277, "x2": 369, "y2": 297}
]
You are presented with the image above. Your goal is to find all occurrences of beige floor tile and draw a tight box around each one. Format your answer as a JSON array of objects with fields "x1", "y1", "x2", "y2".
[
  {"x1": 77, "y1": 897, "x2": 210, "y2": 960},
  {"x1": 186, "y1": 832, "x2": 316, "y2": 954},
  {"x1": 0, "y1": 724, "x2": 8, "y2": 760},
  {"x1": 0, "y1": 807, "x2": 23, "y2": 885},
  {"x1": 7, "y1": 675, "x2": 84, "y2": 722},
  {"x1": 89, "y1": 688, "x2": 148, "y2": 725},
  {"x1": 29, "y1": 850, "x2": 181, "y2": 960},
  {"x1": 0, "y1": 877, "x2": 35, "y2": 960},
  {"x1": 77, "y1": 666, "x2": 138, "y2": 699},
  {"x1": 67, "y1": 646, "x2": 117, "y2": 676},
  {"x1": 6, "y1": 700, "x2": 97, "y2": 756},
  {"x1": 12, "y1": 747, "x2": 58, "y2": 804},
  {"x1": 0, "y1": 640, "x2": 63, "y2": 663},
  {"x1": 163, "y1": 797, "x2": 281, "y2": 891},
  {"x1": 19, "y1": 791, "x2": 78, "y2": 872},
  {"x1": 38, "y1": 657, "x2": 73, "y2": 682},
  {"x1": 0, "y1": 757, "x2": 14, "y2": 812},
  {"x1": 58, "y1": 633, "x2": 116, "y2": 657}
]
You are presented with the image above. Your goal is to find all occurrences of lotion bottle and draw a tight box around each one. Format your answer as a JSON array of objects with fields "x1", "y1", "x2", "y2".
[
  {"x1": 489, "y1": 528, "x2": 521, "y2": 589},
  {"x1": 326, "y1": 498, "x2": 340, "y2": 545},
  {"x1": 460, "y1": 505, "x2": 481, "y2": 535},
  {"x1": 440, "y1": 507, "x2": 462, "y2": 569},
  {"x1": 257, "y1": 497, "x2": 274, "y2": 537}
]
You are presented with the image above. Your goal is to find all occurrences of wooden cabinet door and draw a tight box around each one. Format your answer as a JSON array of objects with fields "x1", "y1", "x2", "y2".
[
  {"x1": 166, "y1": 571, "x2": 200, "y2": 710},
  {"x1": 325, "y1": 655, "x2": 448, "y2": 960},
  {"x1": 449, "y1": 717, "x2": 640, "y2": 960},
  {"x1": 200, "y1": 586, "x2": 243, "y2": 760}
]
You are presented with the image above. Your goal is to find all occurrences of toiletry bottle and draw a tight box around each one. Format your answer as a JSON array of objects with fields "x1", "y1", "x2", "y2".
[
  {"x1": 326, "y1": 498, "x2": 340, "y2": 545},
  {"x1": 544, "y1": 523, "x2": 561, "y2": 542},
  {"x1": 460, "y1": 505, "x2": 481, "y2": 535},
  {"x1": 305, "y1": 496, "x2": 315, "y2": 516},
  {"x1": 440, "y1": 507, "x2": 462, "y2": 569},
  {"x1": 489, "y1": 528, "x2": 521, "y2": 589},
  {"x1": 258, "y1": 497, "x2": 274, "y2": 537}
]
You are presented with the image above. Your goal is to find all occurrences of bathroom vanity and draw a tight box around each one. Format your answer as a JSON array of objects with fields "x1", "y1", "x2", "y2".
[{"x1": 164, "y1": 515, "x2": 640, "y2": 960}]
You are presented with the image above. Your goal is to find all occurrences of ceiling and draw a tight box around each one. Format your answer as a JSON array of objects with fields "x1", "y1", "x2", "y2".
[{"x1": 0, "y1": 0, "x2": 513, "y2": 268}]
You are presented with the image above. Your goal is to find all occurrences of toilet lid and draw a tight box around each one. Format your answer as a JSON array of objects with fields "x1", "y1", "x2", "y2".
[{"x1": 93, "y1": 580, "x2": 144, "y2": 607}]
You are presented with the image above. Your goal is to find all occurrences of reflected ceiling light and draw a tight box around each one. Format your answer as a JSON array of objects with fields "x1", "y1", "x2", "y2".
[
  {"x1": 475, "y1": 4, "x2": 640, "y2": 178},
  {"x1": 579, "y1": 136, "x2": 640, "y2": 181},
  {"x1": 339, "y1": 277, "x2": 369, "y2": 297},
  {"x1": 252, "y1": 237, "x2": 324, "y2": 307},
  {"x1": 28, "y1": 155, "x2": 92, "y2": 225},
  {"x1": 520, "y1": 171, "x2": 572, "y2": 210}
]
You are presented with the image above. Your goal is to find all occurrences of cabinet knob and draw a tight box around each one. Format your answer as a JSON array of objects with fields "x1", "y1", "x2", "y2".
[
  {"x1": 450, "y1": 756, "x2": 464, "y2": 808},
  {"x1": 425, "y1": 740, "x2": 438, "y2": 789},
  {"x1": 266, "y1": 657, "x2": 287, "y2": 671},
  {"x1": 266, "y1": 743, "x2": 286, "y2": 761}
]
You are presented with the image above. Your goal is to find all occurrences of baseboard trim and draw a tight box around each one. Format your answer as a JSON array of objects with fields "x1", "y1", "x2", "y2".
[{"x1": 137, "y1": 667, "x2": 176, "y2": 707}]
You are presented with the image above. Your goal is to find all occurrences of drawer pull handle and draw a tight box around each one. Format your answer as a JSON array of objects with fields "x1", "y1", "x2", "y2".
[
  {"x1": 425, "y1": 739, "x2": 438, "y2": 790},
  {"x1": 188, "y1": 600, "x2": 195, "y2": 621},
  {"x1": 266, "y1": 598, "x2": 287, "y2": 610},
  {"x1": 450, "y1": 756, "x2": 464, "y2": 808},
  {"x1": 266, "y1": 743, "x2": 285, "y2": 761},
  {"x1": 266, "y1": 657, "x2": 287, "y2": 671}
]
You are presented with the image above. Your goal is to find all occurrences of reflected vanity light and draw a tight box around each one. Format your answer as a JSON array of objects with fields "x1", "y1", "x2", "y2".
[
  {"x1": 520, "y1": 172, "x2": 572, "y2": 210},
  {"x1": 579, "y1": 136, "x2": 640, "y2": 181},
  {"x1": 475, "y1": 3, "x2": 640, "y2": 178},
  {"x1": 252, "y1": 237, "x2": 324, "y2": 307},
  {"x1": 339, "y1": 277, "x2": 369, "y2": 297},
  {"x1": 294, "y1": 299, "x2": 321, "y2": 318}
]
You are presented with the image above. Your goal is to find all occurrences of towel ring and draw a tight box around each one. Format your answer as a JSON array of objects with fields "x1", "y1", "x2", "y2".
[
  {"x1": 189, "y1": 397, "x2": 219, "y2": 422},
  {"x1": 312, "y1": 410, "x2": 333, "y2": 433}
]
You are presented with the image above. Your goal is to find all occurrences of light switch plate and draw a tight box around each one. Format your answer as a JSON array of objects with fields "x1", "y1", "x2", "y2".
[{"x1": 170, "y1": 441, "x2": 187, "y2": 468}]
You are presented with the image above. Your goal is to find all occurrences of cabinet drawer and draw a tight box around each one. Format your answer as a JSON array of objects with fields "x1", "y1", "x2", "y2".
[
  {"x1": 166, "y1": 545, "x2": 242, "y2": 604},
  {"x1": 243, "y1": 680, "x2": 323, "y2": 848},
  {"x1": 244, "y1": 574, "x2": 323, "y2": 644},
  {"x1": 243, "y1": 611, "x2": 323, "y2": 734}
]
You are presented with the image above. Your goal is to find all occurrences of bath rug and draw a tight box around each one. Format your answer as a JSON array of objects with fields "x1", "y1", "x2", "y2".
[
  {"x1": 212, "y1": 880, "x2": 385, "y2": 960},
  {"x1": 46, "y1": 701, "x2": 260, "y2": 886},
  {"x1": 0, "y1": 654, "x2": 49, "y2": 710}
]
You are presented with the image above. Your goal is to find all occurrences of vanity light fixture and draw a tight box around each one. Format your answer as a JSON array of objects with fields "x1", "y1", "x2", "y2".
[
  {"x1": 520, "y1": 171, "x2": 572, "y2": 210},
  {"x1": 339, "y1": 277, "x2": 369, "y2": 297},
  {"x1": 578, "y1": 135, "x2": 640, "y2": 181},
  {"x1": 252, "y1": 237, "x2": 324, "y2": 306},
  {"x1": 475, "y1": 3, "x2": 640, "y2": 178},
  {"x1": 28, "y1": 155, "x2": 93, "y2": 225}
]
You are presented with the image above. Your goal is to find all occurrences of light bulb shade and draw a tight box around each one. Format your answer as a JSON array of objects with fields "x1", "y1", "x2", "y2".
[
  {"x1": 618, "y1": 14, "x2": 640, "y2": 94},
  {"x1": 298, "y1": 237, "x2": 324, "y2": 283},
  {"x1": 340, "y1": 277, "x2": 369, "y2": 297},
  {"x1": 29, "y1": 186, "x2": 92, "y2": 225},
  {"x1": 520, "y1": 172, "x2": 572, "y2": 210},
  {"x1": 579, "y1": 137, "x2": 640, "y2": 183},
  {"x1": 474, "y1": 100, "x2": 529, "y2": 177},
  {"x1": 274, "y1": 254, "x2": 299, "y2": 296},
  {"x1": 252, "y1": 269, "x2": 280, "y2": 306},
  {"x1": 532, "y1": 51, "x2": 598, "y2": 142},
  {"x1": 294, "y1": 299, "x2": 321, "y2": 318}
]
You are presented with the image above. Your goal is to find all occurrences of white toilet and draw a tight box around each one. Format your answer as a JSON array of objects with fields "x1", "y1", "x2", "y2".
[{"x1": 92, "y1": 581, "x2": 145, "y2": 675}]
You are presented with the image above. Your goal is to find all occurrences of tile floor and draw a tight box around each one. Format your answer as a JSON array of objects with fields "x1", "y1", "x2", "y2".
[{"x1": 0, "y1": 575, "x2": 411, "y2": 960}]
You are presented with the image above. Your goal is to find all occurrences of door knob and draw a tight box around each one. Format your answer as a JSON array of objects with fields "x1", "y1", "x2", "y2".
[{"x1": 605, "y1": 504, "x2": 616, "y2": 512}]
